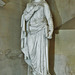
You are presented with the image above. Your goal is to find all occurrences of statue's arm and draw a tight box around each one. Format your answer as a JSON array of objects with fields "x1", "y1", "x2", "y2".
[
  {"x1": 44, "y1": 3, "x2": 54, "y2": 39},
  {"x1": 23, "y1": 4, "x2": 39, "y2": 21}
]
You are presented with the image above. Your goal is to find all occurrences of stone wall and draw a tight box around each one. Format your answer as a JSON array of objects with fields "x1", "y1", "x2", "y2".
[
  {"x1": 0, "y1": 0, "x2": 29, "y2": 75},
  {"x1": 55, "y1": 30, "x2": 75, "y2": 75},
  {"x1": 0, "y1": 0, "x2": 29, "y2": 56}
]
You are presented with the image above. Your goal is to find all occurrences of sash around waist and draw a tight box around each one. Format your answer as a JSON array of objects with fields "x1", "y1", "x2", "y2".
[{"x1": 27, "y1": 22, "x2": 47, "y2": 34}]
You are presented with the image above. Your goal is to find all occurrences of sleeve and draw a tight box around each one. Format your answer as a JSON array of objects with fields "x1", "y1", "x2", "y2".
[{"x1": 44, "y1": 2, "x2": 54, "y2": 39}]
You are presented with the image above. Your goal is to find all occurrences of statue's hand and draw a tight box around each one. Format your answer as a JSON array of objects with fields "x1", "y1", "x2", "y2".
[
  {"x1": 45, "y1": 26, "x2": 53, "y2": 39},
  {"x1": 47, "y1": 30, "x2": 53, "y2": 39},
  {"x1": 47, "y1": 35, "x2": 52, "y2": 39}
]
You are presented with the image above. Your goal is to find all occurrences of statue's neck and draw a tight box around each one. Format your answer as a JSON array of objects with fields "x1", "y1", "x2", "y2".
[
  {"x1": 31, "y1": 0, "x2": 44, "y2": 5},
  {"x1": 32, "y1": 0, "x2": 41, "y2": 3}
]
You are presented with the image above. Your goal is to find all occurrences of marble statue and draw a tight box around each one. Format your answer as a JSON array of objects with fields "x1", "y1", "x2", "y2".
[{"x1": 21, "y1": 0, "x2": 54, "y2": 75}]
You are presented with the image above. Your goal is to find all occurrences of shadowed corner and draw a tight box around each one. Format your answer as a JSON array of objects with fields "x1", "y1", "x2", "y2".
[{"x1": 48, "y1": 31, "x2": 56, "y2": 75}]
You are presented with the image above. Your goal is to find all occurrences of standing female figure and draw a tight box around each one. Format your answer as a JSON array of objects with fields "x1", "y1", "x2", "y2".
[{"x1": 21, "y1": 0, "x2": 54, "y2": 75}]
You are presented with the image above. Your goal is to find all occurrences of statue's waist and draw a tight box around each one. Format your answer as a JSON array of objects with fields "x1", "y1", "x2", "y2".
[
  {"x1": 29, "y1": 18, "x2": 47, "y2": 26},
  {"x1": 27, "y1": 23, "x2": 47, "y2": 34}
]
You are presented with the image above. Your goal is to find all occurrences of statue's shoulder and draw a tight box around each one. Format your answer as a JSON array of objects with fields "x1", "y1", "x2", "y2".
[
  {"x1": 25, "y1": 2, "x2": 33, "y2": 10},
  {"x1": 27, "y1": 2, "x2": 33, "y2": 7},
  {"x1": 24, "y1": 3, "x2": 32, "y2": 12},
  {"x1": 43, "y1": 1, "x2": 49, "y2": 7}
]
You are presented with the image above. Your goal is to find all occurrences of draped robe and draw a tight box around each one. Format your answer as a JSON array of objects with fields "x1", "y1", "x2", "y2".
[{"x1": 21, "y1": 1, "x2": 53, "y2": 75}]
